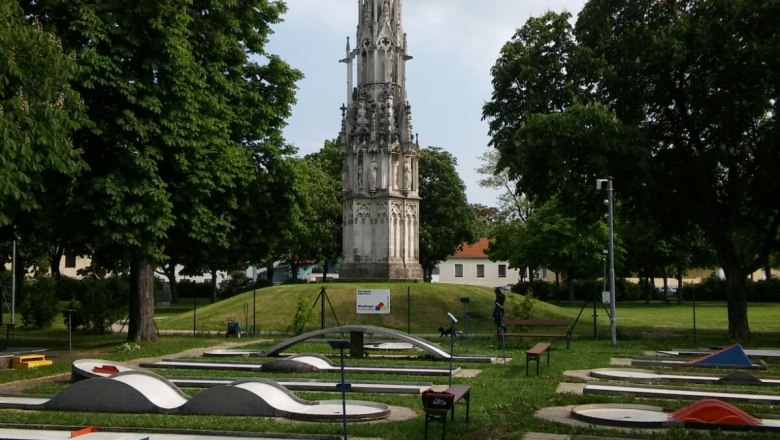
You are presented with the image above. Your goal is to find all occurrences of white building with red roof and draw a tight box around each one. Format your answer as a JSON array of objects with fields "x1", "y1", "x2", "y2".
[{"x1": 434, "y1": 238, "x2": 525, "y2": 287}]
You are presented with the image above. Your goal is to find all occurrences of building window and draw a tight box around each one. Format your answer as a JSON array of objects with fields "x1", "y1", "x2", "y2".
[
  {"x1": 477, "y1": 264, "x2": 485, "y2": 278},
  {"x1": 432, "y1": 266, "x2": 440, "y2": 275},
  {"x1": 498, "y1": 264, "x2": 507, "y2": 278},
  {"x1": 65, "y1": 255, "x2": 77, "y2": 268},
  {"x1": 455, "y1": 264, "x2": 463, "y2": 278}
]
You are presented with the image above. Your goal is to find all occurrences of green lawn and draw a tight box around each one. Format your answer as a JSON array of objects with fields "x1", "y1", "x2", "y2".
[{"x1": 2, "y1": 283, "x2": 779, "y2": 439}]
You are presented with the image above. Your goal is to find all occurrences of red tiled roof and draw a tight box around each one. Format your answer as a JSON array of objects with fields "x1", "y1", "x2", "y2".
[{"x1": 451, "y1": 238, "x2": 491, "y2": 259}]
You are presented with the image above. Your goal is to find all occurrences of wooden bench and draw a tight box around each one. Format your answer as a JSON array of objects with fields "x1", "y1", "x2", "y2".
[
  {"x1": 525, "y1": 342, "x2": 551, "y2": 376},
  {"x1": 421, "y1": 384, "x2": 471, "y2": 439},
  {"x1": 12, "y1": 354, "x2": 53, "y2": 369},
  {"x1": 502, "y1": 317, "x2": 572, "y2": 349}
]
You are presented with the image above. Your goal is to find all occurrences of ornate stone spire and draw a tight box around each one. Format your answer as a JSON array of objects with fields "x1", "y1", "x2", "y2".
[{"x1": 338, "y1": 0, "x2": 422, "y2": 281}]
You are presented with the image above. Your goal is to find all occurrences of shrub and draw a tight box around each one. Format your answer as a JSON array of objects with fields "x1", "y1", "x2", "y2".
[
  {"x1": 20, "y1": 276, "x2": 60, "y2": 329},
  {"x1": 177, "y1": 279, "x2": 213, "y2": 299},
  {"x1": 75, "y1": 276, "x2": 129, "y2": 333},
  {"x1": 287, "y1": 291, "x2": 315, "y2": 335},
  {"x1": 218, "y1": 275, "x2": 271, "y2": 299},
  {"x1": 507, "y1": 289, "x2": 536, "y2": 319},
  {"x1": 751, "y1": 278, "x2": 780, "y2": 302},
  {"x1": 511, "y1": 280, "x2": 554, "y2": 301},
  {"x1": 54, "y1": 276, "x2": 82, "y2": 301}
]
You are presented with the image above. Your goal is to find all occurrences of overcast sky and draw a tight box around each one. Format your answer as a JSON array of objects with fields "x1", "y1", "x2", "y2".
[{"x1": 267, "y1": 0, "x2": 587, "y2": 206}]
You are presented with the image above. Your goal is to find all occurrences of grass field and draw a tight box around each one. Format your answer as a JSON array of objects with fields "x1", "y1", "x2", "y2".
[{"x1": 2, "y1": 283, "x2": 779, "y2": 439}]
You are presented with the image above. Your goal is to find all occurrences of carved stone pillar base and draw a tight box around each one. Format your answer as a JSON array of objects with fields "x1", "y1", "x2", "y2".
[{"x1": 339, "y1": 262, "x2": 423, "y2": 281}]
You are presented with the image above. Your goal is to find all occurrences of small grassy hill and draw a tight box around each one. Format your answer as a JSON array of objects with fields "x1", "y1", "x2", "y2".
[{"x1": 159, "y1": 283, "x2": 569, "y2": 335}]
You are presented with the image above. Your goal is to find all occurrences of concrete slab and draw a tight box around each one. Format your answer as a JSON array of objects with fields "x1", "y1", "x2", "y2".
[
  {"x1": 662, "y1": 348, "x2": 780, "y2": 360},
  {"x1": 584, "y1": 383, "x2": 780, "y2": 404},
  {"x1": 589, "y1": 368, "x2": 780, "y2": 386},
  {"x1": 142, "y1": 353, "x2": 459, "y2": 376},
  {"x1": 556, "y1": 383, "x2": 585, "y2": 395},
  {"x1": 75, "y1": 359, "x2": 434, "y2": 394},
  {"x1": 571, "y1": 402, "x2": 780, "y2": 431},
  {"x1": 630, "y1": 357, "x2": 766, "y2": 370}
]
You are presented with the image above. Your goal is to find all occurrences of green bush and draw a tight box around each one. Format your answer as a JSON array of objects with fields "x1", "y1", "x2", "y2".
[
  {"x1": 287, "y1": 291, "x2": 315, "y2": 335},
  {"x1": 177, "y1": 279, "x2": 213, "y2": 298},
  {"x1": 20, "y1": 276, "x2": 60, "y2": 329},
  {"x1": 74, "y1": 276, "x2": 129, "y2": 333},
  {"x1": 511, "y1": 280, "x2": 555, "y2": 301},
  {"x1": 750, "y1": 278, "x2": 780, "y2": 302},
  {"x1": 55, "y1": 276, "x2": 82, "y2": 301}
]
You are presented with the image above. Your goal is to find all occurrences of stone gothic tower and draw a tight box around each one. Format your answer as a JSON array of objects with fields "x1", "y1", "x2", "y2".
[{"x1": 338, "y1": 0, "x2": 423, "y2": 281}]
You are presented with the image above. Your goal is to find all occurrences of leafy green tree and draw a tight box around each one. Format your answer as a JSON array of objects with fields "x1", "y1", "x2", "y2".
[
  {"x1": 470, "y1": 204, "x2": 501, "y2": 239},
  {"x1": 576, "y1": 0, "x2": 780, "y2": 338},
  {"x1": 488, "y1": 196, "x2": 607, "y2": 304},
  {"x1": 419, "y1": 147, "x2": 478, "y2": 282},
  {"x1": 0, "y1": 1, "x2": 85, "y2": 227},
  {"x1": 303, "y1": 140, "x2": 344, "y2": 280},
  {"x1": 25, "y1": 0, "x2": 301, "y2": 341},
  {"x1": 476, "y1": 149, "x2": 531, "y2": 223},
  {"x1": 275, "y1": 147, "x2": 341, "y2": 283},
  {"x1": 485, "y1": 1, "x2": 780, "y2": 339}
]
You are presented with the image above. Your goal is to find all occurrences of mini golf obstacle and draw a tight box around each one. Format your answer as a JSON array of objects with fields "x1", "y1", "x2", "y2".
[
  {"x1": 590, "y1": 368, "x2": 780, "y2": 386},
  {"x1": 583, "y1": 383, "x2": 780, "y2": 404},
  {"x1": 571, "y1": 399, "x2": 780, "y2": 431},
  {"x1": 204, "y1": 341, "x2": 419, "y2": 358},
  {"x1": 72, "y1": 359, "x2": 433, "y2": 394},
  {"x1": 256, "y1": 325, "x2": 496, "y2": 363},
  {"x1": 140, "y1": 353, "x2": 459, "y2": 376},
  {"x1": 659, "y1": 347, "x2": 780, "y2": 360},
  {"x1": 631, "y1": 344, "x2": 767, "y2": 369},
  {"x1": 1, "y1": 370, "x2": 390, "y2": 421}
]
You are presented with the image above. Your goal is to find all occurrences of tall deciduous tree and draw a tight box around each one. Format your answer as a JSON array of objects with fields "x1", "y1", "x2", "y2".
[
  {"x1": 0, "y1": 0, "x2": 85, "y2": 226},
  {"x1": 419, "y1": 147, "x2": 478, "y2": 282},
  {"x1": 576, "y1": 0, "x2": 780, "y2": 339},
  {"x1": 485, "y1": 1, "x2": 780, "y2": 339},
  {"x1": 25, "y1": 0, "x2": 301, "y2": 341}
]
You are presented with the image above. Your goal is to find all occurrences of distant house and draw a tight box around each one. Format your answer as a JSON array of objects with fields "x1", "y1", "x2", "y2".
[{"x1": 434, "y1": 238, "x2": 524, "y2": 287}]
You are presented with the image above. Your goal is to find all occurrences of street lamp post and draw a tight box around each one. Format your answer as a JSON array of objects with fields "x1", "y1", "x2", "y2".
[
  {"x1": 597, "y1": 178, "x2": 617, "y2": 345},
  {"x1": 328, "y1": 339, "x2": 351, "y2": 440},
  {"x1": 446, "y1": 312, "x2": 458, "y2": 387}
]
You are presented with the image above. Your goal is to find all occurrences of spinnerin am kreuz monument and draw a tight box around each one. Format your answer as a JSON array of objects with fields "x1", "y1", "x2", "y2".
[{"x1": 338, "y1": 0, "x2": 423, "y2": 281}]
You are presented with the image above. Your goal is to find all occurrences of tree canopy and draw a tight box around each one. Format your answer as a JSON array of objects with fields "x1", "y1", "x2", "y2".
[
  {"x1": 484, "y1": 0, "x2": 780, "y2": 339},
  {"x1": 0, "y1": 1, "x2": 85, "y2": 227},
  {"x1": 22, "y1": 0, "x2": 302, "y2": 341},
  {"x1": 418, "y1": 147, "x2": 478, "y2": 282}
]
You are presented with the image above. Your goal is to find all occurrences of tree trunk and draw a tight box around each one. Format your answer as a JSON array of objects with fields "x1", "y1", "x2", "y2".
[
  {"x1": 210, "y1": 267, "x2": 218, "y2": 304},
  {"x1": 127, "y1": 255, "x2": 157, "y2": 342},
  {"x1": 322, "y1": 259, "x2": 329, "y2": 283},
  {"x1": 162, "y1": 262, "x2": 179, "y2": 303},
  {"x1": 49, "y1": 246, "x2": 64, "y2": 279},
  {"x1": 723, "y1": 263, "x2": 751, "y2": 340},
  {"x1": 290, "y1": 260, "x2": 299, "y2": 282},
  {"x1": 565, "y1": 269, "x2": 575, "y2": 306},
  {"x1": 676, "y1": 267, "x2": 684, "y2": 305}
]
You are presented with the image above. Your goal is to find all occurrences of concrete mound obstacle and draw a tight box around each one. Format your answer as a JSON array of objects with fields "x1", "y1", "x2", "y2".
[
  {"x1": 72, "y1": 358, "x2": 138, "y2": 381},
  {"x1": 46, "y1": 370, "x2": 189, "y2": 413},
  {"x1": 571, "y1": 398, "x2": 780, "y2": 430},
  {"x1": 181, "y1": 378, "x2": 390, "y2": 421},
  {"x1": 31, "y1": 367, "x2": 392, "y2": 421}
]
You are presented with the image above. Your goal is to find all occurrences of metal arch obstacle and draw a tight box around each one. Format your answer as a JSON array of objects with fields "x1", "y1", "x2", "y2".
[{"x1": 260, "y1": 325, "x2": 495, "y2": 362}]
